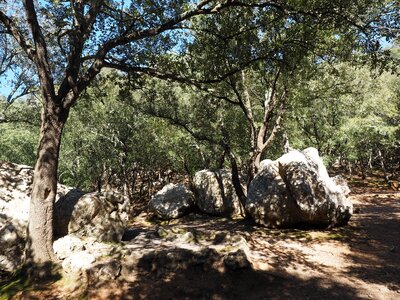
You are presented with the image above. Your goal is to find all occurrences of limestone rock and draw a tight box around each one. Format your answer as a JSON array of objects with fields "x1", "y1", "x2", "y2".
[
  {"x1": 0, "y1": 162, "x2": 73, "y2": 275},
  {"x1": 0, "y1": 214, "x2": 25, "y2": 274},
  {"x1": 0, "y1": 162, "x2": 74, "y2": 225},
  {"x1": 332, "y1": 175, "x2": 351, "y2": 196},
  {"x1": 224, "y1": 249, "x2": 251, "y2": 270},
  {"x1": 247, "y1": 148, "x2": 353, "y2": 228},
  {"x1": 53, "y1": 235, "x2": 85, "y2": 260},
  {"x1": 62, "y1": 251, "x2": 96, "y2": 274},
  {"x1": 193, "y1": 169, "x2": 245, "y2": 218},
  {"x1": 148, "y1": 183, "x2": 195, "y2": 219},
  {"x1": 88, "y1": 259, "x2": 121, "y2": 280},
  {"x1": 55, "y1": 191, "x2": 127, "y2": 242},
  {"x1": 211, "y1": 233, "x2": 252, "y2": 270}
]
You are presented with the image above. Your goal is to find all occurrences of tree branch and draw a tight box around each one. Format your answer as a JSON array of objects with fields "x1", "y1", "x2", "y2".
[
  {"x1": 0, "y1": 11, "x2": 35, "y2": 60},
  {"x1": 57, "y1": 1, "x2": 105, "y2": 104},
  {"x1": 24, "y1": 0, "x2": 56, "y2": 101}
]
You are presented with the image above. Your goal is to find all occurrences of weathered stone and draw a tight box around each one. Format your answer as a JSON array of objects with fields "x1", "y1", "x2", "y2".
[
  {"x1": 55, "y1": 191, "x2": 127, "y2": 242},
  {"x1": 332, "y1": 175, "x2": 351, "y2": 196},
  {"x1": 1, "y1": 162, "x2": 131, "y2": 244},
  {"x1": 62, "y1": 251, "x2": 96, "y2": 274},
  {"x1": 247, "y1": 148, "x2": 353, "y2": 228},
  {"x1": 137, "y1": 247, "x2": 221, "y2": 276},
  {"x1": 0, "y1": 162, "x2": 74, "y2": 225},
  {"x1": 247, "y1": 159, "x2": 296, "y2": 227},
  {"x1": 224, "y1": 249, "x2": 251, "y2": 270},
  {"x1": 193, "y1": 169, "x2": 245, "y2": 218},
  {"x1": 0, "y1": 214, "x2": 25, "y2": 274},
  {"x1": 88, "y1": 259, "x2": 122, "y2": 280},
  {"x1": 53, "y1": 233, "x2": 124, "y2": 279},
  {"x1": 53, "y1": 235, "x2": 85, "y2": 260},
  {"x1": 148, "y1": 183, "x2": 195, "y2": 219},
  {"x1": 0, "y1": 162, "x2": 78, "y2": 275}
]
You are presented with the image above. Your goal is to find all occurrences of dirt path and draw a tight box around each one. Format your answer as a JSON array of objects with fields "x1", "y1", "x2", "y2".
[{"x1": 10, "y1": 185, "x2": 400, "y2": 300}]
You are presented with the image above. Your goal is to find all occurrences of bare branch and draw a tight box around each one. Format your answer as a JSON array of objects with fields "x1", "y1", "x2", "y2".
[{"x1": 0, "y1": 11, "x2": 35, "y2": 59}]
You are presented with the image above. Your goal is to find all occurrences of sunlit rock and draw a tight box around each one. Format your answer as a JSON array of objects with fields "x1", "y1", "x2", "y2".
[
  {"x1": 332, "y1": 175, "x2": 351, "y2": 195},
  {"x1": 0, "y1": 162, "x2": 73, "y2": 275},
  {"x1": 62, "y1": 251, "x2": 96, "y2": 274},
  {"x1": 193, "y1": 169, "x2": 245, "y2": 218},
  {"x1": 55, "y1": 191, "x2": 127, "y2": 242},
  {"x1": 247, "y1": 148, "x2": 353, "y2": 228},
  {"x1": 53, "y1": 234, "x2": 85, "y2": 260},
  {"x1": 148, "y1": 183, "x2": 195, "y2": 219}
]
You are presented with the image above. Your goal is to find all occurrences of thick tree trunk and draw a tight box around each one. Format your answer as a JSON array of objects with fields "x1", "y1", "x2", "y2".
[{"x1": 27, "y1": 101, "x2": 69, "y2": 264}]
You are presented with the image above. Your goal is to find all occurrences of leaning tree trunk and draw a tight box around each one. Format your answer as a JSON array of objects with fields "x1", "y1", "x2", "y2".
[{"x1": 27, "y1": 102, "x2": 69, "y2": 264}]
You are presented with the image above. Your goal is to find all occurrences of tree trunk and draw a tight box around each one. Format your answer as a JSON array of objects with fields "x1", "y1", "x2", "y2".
[
  {"x1": 377, "y1": 148, "x2": 389, "y2": 183},
  {"x1": 228, "y1": 151, "x2": 250, "y2": 219},
  {"x1": 27, "y1": 101, "x2": 69, "y2": 264}
]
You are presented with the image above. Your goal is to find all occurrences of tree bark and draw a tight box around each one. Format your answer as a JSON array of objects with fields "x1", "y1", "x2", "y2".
[{"x1": 27, "y1": 99, "x2": 69, "y2": 263}]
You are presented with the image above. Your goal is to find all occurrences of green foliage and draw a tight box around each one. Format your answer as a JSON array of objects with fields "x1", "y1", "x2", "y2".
[
  {"x1": 0, "y1": 1, "x2": 399, "y2": 190},
  {"x1": 286, "y1": 63, "x2": 399, "y2": 169},
  {"x1": 0, "y1": 98, "x2": 39, "y2": 166},
  {"x1": 59, "y1": 72, "x2": 211, "y2": 191},
  {"x1": 0, "y1": 123, "x2": 38, "y2": 165}
]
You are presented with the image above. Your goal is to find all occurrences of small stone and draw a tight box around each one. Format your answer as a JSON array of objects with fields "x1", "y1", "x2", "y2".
[
  {"x1": 224, "y1": 249, "x2": 251, "y2": 270},
  {"x1": 176, "y1": 232, "x2": 195, "y2": 243}
]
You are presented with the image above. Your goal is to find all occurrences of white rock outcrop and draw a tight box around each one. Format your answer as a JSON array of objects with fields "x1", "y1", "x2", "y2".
[
  {"x1": 246, "y1": 148, "x2": 353, "y2": 228},
  {"x1": 148, "y1": 183, "x2": 195, "y2": 219}
]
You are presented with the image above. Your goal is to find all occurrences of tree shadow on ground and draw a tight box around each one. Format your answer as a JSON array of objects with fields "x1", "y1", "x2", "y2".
[
  {"x1": 83, "y1": 247, "x2": 362, "y2": 300},
  {"x1": 0, "y1": 262, "x2": 62, "y2": 299},
  {"x1": 339, "y1": 191, "x2": 400, "y2": 291},
  {"x1": 119, "y1": 184, "x2": 400, "y2": 298}
]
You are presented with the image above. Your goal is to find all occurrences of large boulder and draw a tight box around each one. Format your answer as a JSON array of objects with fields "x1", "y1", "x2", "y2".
[
  {"x1": 193, "y1": 169, "x2": 245, "y2": 218},
  {"x1": 55, "y1": 191, "x2": 129, "y2": 242},
  {"x1": 246, "y1": 148, "x2": 353, "y2": 228},
  {"x1": 148, "y1": 183, "x2": 195, "y2": 219}
]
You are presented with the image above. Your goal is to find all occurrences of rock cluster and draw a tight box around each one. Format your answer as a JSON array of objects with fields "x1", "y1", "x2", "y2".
[
  {"x1": 149, "y1": 148, "x2": 352, "y2": 228},
  {"x1": 246, "y1": 148, "x2": 353, "y2": 227},
  {"x1": 148, "y1": 169, "x2": 246, "y2": 220},
  {"x1": 1, "y1": 147, "x2": 352, "y2": 282}
]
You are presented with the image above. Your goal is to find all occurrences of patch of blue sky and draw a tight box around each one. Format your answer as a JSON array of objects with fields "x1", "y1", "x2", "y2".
[{"x1": 0, "y1": 69, "x2": 15, "y2": 97}]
